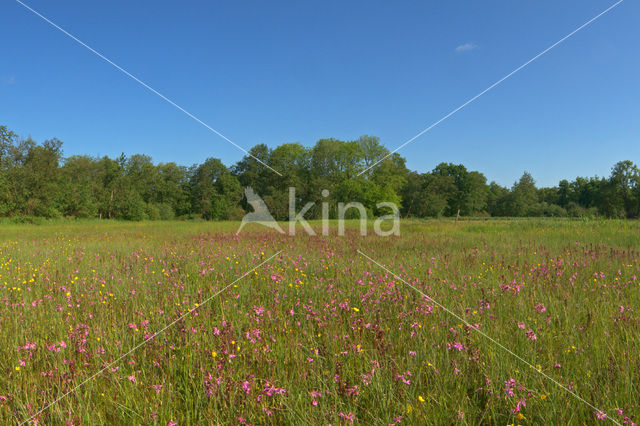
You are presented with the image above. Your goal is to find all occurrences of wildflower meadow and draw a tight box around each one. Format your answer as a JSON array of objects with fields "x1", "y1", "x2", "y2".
[{"x1": 0, "y1": 219, "x2": 638, "y2": 425}]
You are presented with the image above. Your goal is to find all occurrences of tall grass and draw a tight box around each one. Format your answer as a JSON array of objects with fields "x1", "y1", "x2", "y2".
[{"x1": 0, "y1": 219, "x2": 638, "y2": 424}]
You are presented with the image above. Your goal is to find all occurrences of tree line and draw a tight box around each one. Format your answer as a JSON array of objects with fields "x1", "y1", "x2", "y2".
[{"x1": 1, "y1": 125, "x2": 639, "y2": 221}]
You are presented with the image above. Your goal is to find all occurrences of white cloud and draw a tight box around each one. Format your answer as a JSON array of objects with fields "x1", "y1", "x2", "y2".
[
  {"x1": 455, "y1": 43, "x2": 478, "y2": 53},
  {"x1": 2, "y1": 76, "x2": 15, "y2": 85}
]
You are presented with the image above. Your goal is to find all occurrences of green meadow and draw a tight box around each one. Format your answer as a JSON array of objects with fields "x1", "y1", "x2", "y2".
[{"x1": 0, "y1": 219, "x2": 638, "y2": 425}]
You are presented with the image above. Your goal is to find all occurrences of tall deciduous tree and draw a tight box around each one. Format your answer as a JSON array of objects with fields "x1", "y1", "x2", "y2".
[
  {"x1": 191, "y1": 158, "x2": 242, "y2": 220},
  {"x1": 508, "y1": 172, "x2": 538, "y2": 217}
]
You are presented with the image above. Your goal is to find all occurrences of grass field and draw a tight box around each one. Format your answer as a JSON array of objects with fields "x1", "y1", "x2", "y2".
[{"x1": 0, "y1": 219, "x2": 638, "y2": 425}]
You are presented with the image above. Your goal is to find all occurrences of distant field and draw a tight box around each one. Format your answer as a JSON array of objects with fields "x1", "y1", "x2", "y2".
[{"x1": 0, "y1": 219, "x2": 638, "y2": 425}]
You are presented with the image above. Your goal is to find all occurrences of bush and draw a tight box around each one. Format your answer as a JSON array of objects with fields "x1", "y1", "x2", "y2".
[
  {"x1": 226, "y1": 205, "x2": 246, "y2": 221},
  {"x1": 157, "y1": 203, "x2": 175, "y2": 220},
  {"x1": 545, "y1": 203, "x2": 568, "y2": 217},
  {"x1": 145, "y1": 203, "x2": 161, "y2": 221},
  {"x1": 142, "y1": 203, "x2": 175, "y2": 221},
  {"x1": 120, "y1": 193, "x2": 148, "y2": 221},
  {"x1": 10, "y1": 216, "x2": 44, "y2": 225},
  {"x1": 527, "y1": 202, "x2": 567, "y2": 217},
  {"x1": 567, "y1": 202, "x2": 598, "y2": 218}
]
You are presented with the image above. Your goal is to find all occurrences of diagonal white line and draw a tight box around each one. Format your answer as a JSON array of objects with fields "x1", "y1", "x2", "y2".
[
  {"x1": 19, "y1": 250, "x2": 283, "y2": 425},
  {"x1": 357, "y1": 0, "x2": 625, "y2": 177},
  {"x1": 357, "y1": 249, "x2": 621, "y2": 425},
  {"x1": 15, "y1": 0, "x2": 282, "y2": 177}
]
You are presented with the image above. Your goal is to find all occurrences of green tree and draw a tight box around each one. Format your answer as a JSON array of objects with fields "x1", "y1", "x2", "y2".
[
  {"x1": 401, "y1": 172, "x2": 456, "y2": 217},
  {"x1": 96, "y1": 156, "x2": 125, "y2": 219},
  {"x1": 432, "y1": 163, "x2": 488, "y2": 216},
  {"x1": 356, "y1": 135, "x2": 388, "y2": 174},
  {"x1": 156, "y1": 162, "x2": 190, "y2": 217},
  {"x1": 125, "y1": 154, "x2": 161, "y2": 204},
  {"x1": 607, "y1": 160, "x2": 640, "y2": 218},
  {"x1": 0, "y1": 126, "x2": 20, "y2": 215},
  {"x1": 22, "y1": 138, "x2": 63, "y2": 217},
  {"x1": 486, "y1": 182, "x2": 510, "y2": 217},
  {"x1": 310, "y1": 138, "x2": 362, "y2": 183},
  {"x1": 191, "y1": 158, "x2": 242, "y2": 220},
  {"x1": 233, "y1": 144, "x2": 272, "y2": 197},
  {"x1": 508, "y1": 172, "x2": 538, "y2": 217},
  {"x1": 59, "y1": 156, "x2": 100, "y2": 217}
]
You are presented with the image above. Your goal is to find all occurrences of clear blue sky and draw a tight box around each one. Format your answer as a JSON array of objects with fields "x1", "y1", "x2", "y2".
[{"x1": 1, "y1": 0, "x2": 638, "y2": 187}]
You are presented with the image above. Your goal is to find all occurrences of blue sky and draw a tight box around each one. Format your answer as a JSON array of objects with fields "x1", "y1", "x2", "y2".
[{"x1": 1, "y1": 0, "x2": 638, "y2": 187}]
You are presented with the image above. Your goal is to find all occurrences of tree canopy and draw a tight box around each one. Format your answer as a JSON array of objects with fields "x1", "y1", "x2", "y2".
[{"x1": 1, "y1": 125, "x2": 638, "y2": 221}]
